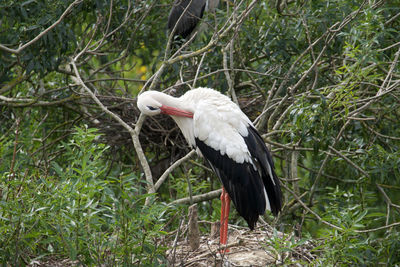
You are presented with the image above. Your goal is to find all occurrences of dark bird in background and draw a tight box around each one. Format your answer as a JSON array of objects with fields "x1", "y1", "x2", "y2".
[{"x1": 167, "y1": 0, "x2": 219, "y2": 41}]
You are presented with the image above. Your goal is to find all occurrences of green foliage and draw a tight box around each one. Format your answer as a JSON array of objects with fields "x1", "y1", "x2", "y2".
[
  {"x1": 0, "y1": 126, "x2": 169, "y2": 266},
  {"x1": 263, "y1": 230, "x2": 316, "y2": 265},
  {"x1": 307, "y1": 187, "x2": 398, "y2": 266},
  {"x1": 1, "y1": 0, "x2": 400, "y2": 265}
]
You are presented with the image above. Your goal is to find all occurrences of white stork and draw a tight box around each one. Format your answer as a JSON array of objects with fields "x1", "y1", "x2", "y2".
[{"x1": 137, "y1": 88, "x2": 282, "y2": 246}]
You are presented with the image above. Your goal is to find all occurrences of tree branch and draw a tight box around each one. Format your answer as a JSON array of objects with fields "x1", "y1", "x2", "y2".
[
  {"x1": 154, "y1": 150, "x2": 196, "y2": 192},
  {"x1": 70, "y1": 59, "x2": 155, "y2": 198},
  {"x1": 0, "y1": 0, "x2": 83, "y2": 54},
  {"x1": 170, "y1": 189, "x2": 222, "y2": 205}
]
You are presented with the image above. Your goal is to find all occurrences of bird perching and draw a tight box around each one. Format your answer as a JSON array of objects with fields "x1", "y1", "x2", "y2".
[
  {"x1": 167, "y1": 0, "x2": 219, "y2": 42},
  {"x1": 137, "y1": 88, "x2": 282, "y2": 246}
]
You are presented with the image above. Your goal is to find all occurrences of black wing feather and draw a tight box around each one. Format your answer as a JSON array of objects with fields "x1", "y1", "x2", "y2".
[
  {"x1": 195, "y1": 125, "x2": 282, "y2": 229},
  {"x1": 243, "y1": 126, "x2": 282, "y2": 216},
  {"x1": 168, "y1": 0, "x2": 206, "y2": 39}
]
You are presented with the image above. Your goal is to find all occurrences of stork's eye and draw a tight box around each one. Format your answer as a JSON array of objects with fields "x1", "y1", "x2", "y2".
[{"x1": 147, "y1": 105, "x2": 158, "y2": 111}]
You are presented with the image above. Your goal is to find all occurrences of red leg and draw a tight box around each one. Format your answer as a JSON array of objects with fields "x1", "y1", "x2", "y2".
[
  {"x1": 223, "y1": 190, "x2": 230, "y2": 244},
  {"x1": 220, "y1": 187, "x2": 230, "y2": 251},
  {"x1": 220, "y1": 187, "x2": 226, "y2": 244}
]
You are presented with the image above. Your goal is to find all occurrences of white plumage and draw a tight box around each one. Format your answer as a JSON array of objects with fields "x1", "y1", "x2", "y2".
[
  {"x1": 188, "y1": 89, "x2": 252, "y2": 163},
  {"x1": 138, "y1": 88, "x2": 251, "y2": 163},
  {"x1": 137, "y1": 87, "x2": 282, "y2": 244}
]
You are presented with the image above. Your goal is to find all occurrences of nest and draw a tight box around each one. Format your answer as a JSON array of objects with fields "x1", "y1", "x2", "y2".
[
  {"x1": 167, "y1": 224, "x2": 317, "y2": 266},
  {"x1": 83, "y1": 94, "x2": 190, "y2": 165},
  {"x1": 166, "y1": 204, "x2": 317, "y2": 267}
]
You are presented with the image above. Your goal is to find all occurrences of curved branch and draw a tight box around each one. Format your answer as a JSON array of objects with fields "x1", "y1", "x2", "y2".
[
  {"x1": 281, "y1": 183, "x2": 344, "y2": 231},
  {"x1": 0, "y1": 0, "x2": 83, "y2": 54},
  {"x1": 154, "y1": 150, "x2": 196, "y2": 192},
  {"x1": 70, "y1": 60, "x2": 154, "y2": 198},
  {"x1": 354, "y1": 221, "x2": 400, "y2": 233}
]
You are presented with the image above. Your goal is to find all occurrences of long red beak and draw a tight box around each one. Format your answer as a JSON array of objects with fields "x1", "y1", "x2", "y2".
[{"x1": 160, "y1": 105, "x2": 193, "y2": 118}]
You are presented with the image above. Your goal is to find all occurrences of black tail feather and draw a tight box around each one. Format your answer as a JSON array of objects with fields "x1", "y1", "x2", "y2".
[{"x1": 195, "y1": 127, "x2": 282, "y2": 229}]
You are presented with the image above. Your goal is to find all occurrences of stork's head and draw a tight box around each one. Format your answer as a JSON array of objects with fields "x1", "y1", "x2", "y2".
[
  {"x1": 137, "y1": 90, "x2": 194, "y2": 118},
  {"x1": 137, "y1": 91, "x2": 163, "y2": 116}
]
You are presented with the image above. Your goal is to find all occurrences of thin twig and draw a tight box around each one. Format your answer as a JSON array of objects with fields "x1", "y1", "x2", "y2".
[
  {"x1": 328, "y1": 145, "x2": 369, "y2": 178},
  {"x1": 281, "y1": 183, "x2": 344, "y2": 231},
  {"x1": 170, "y1": 211, "x2": 186, "y2": 266}
]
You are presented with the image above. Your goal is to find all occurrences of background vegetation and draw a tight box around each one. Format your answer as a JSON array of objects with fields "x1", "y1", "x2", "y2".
[{"x1": 1, "y1": 0, "x2": 399, "y2": 265}]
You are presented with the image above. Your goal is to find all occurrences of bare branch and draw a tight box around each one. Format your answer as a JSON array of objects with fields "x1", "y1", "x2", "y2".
[
  {"x1": 0, "y1": 0, "x2": 83, "y2": 54},
  {"x1": 154, "y1": 150, "x2": 196, "y2": 191},
  {"x1": 70, "y1": 60, "x2": 155, "y2": 197},
  {"x1": 354, "y1": 221, "x2": 400, "y2": 233},
  {"x1": 281, "y1": 182, "x2": 344, "y2": 231},
  {"x1": 70, "y1": 62, "x2": 134, "y2": 135},
  {"x1": 170, "y1": 189, "x2": 222, "y2": 205},
  {"x1": 328, "y1": 145, "x2": 369, "y2": 178}
]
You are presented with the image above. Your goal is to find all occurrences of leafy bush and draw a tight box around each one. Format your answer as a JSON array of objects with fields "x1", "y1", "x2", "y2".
[{"x1": 0, "y1": 126, "x2": 170, "y2": 266}]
